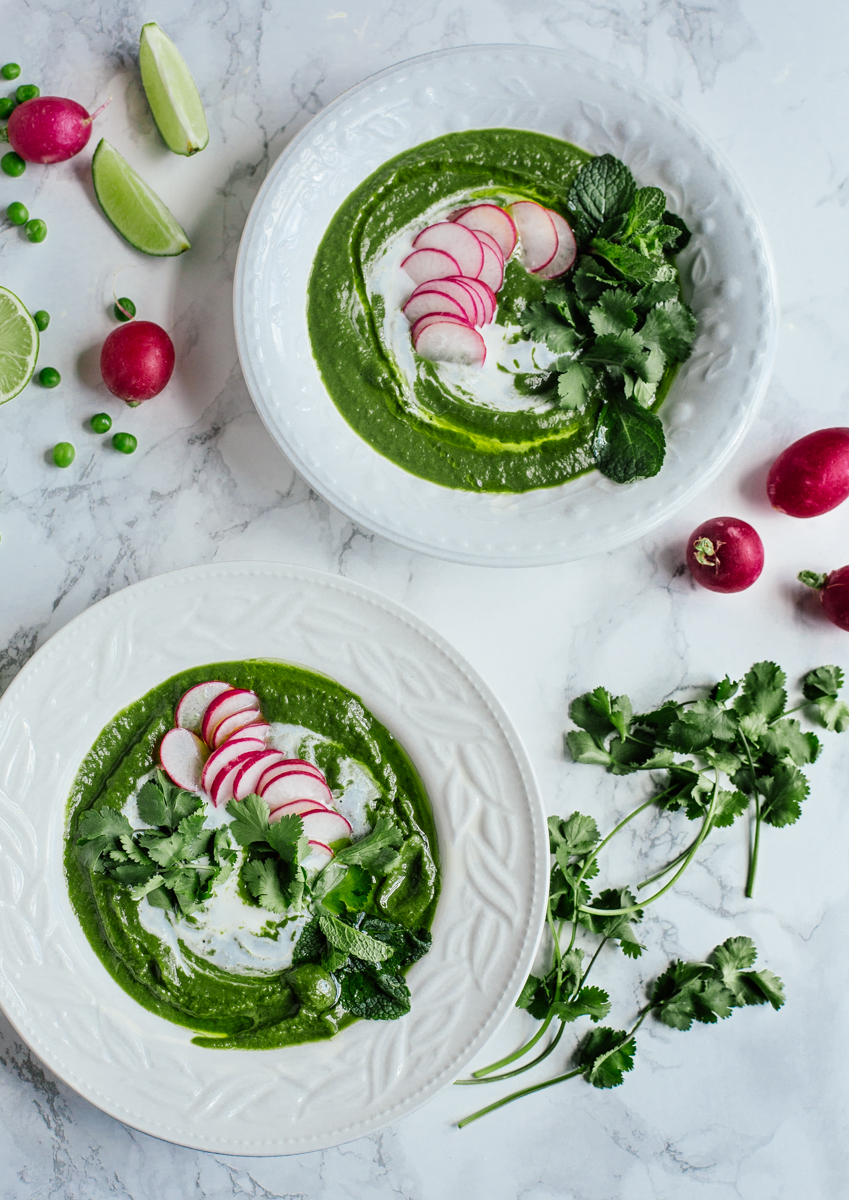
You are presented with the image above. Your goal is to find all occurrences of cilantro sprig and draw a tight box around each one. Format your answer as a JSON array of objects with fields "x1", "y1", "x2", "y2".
[
  {"x1": 518, "y1": 153, "x2": 695, "y2": 484},
  {"x1": 456, "y1": 662, "x2": 839, "y2": 1126},
  {"x1": 76, "y1": 770, "x2": 236, "y2": 916}
]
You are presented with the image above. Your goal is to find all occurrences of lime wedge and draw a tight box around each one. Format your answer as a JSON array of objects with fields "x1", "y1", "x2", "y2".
[
  {"x1": 92, "y1": 139, "x2": 190, "y2": 256},
  {"x1": 139, "y1": 22, "x2": 209, "y2": 156},
  {"x1": 0, "y1": 286, "x2": 38, "y2": 405}
]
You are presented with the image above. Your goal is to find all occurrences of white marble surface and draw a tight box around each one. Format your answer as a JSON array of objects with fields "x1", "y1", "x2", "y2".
[{"x1": 1, "y1": 1, "x2": 848, "y2": 1196}]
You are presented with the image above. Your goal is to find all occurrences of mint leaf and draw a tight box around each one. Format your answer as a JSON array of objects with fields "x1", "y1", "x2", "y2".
[
  {"x1": 624, "y1": 186, "x2": 665, "y2": 236},
  {"x1": 292, "y1": 915, "x2": 328, "y2": 965},
  {"x1": 593, "y1": 393, "x2": 665, "y2": 483},
  {"x1": 567, "y1": 154, "x2": 636, "y2": 241},
  {"x1": 662, "y1": 211, "x2": 691, "y2": 253},
  {"x1": 591, "y1": 239, "x2": 664, "y2": 284},
  {"x1": 317, "y1": 910, "x2": 393, "y2": 964},
  {"x1": 338, "y1": 966, "x2": 410, "y2": 1020}
]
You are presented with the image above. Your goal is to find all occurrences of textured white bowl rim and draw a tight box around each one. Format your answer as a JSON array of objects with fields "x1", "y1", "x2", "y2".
[
  {"x1": 234, "y1": 44, "x2": 779, "y2": 567},
  {"x1": 0, "y1": 561, "x2": 548, "y2": 1154}
]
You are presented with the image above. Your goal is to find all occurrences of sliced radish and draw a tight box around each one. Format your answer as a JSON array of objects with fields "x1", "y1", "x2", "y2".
[
  {"x1": 268, "y1": 800, "x2": 329, "y2": 819},
  {"x1": 414, "y1": 318, "x2": 487, "y2": 367},
  {"x1": 474, "y1": 231, "x2": 505, "y2": 292},
  {"x1": 256, "y1": 761, "x2": 326, "y2": 795},
  {"x1": 175, "y1": 681, "x2": 231, "y2": 734},
  {"x1": 301, "y1": 841, "x2": 334, "y2": 872},
  {"x1": 159, "y1": 727, "x2": 209, "y2": 793},
  {"x1": 200, "y1": 689, "x2": 260, "y2": 745},
  {"x1": 232, "y1": 750, "x2": 287, "y2": 800},
  {"x1": 409, "y1": 279, "x2": 478, "y2": 325},
  {"x1": 413, "y1": 222, "x2": 484, "y2": 279},
  {"x1": 261, "y1": 772, "x2": 333, "y2": 809},
  {"x1": 401, "y1": 248, "x2": 461, "y2": 286},
  {"x1": 403, "y1": 290, "x2": 471, "y2": 326},
  {"x1": 208, "y1": 747, "x2": 271, "y2": 806},
  {"x1": 509, "y1": 201, "x2": 558, "y2": 272},
  {"x1": 301, "y1": 809, "x2": 353, "y2": 845},
  {"x1": 453, "y1": 204, "x2": 517, "y2": 259},
  {"x1": 201, "y1": 736, "x2": 265, "y2": 795},
  {"x1": 212, "y1": 710, "x2": 270, "y2": 748},
  {"x1": 454, "y1": 276, "x2": 496, "y2": 323},
  {"x1": 534, "y1": 210, "x2": 578, "y2": 279}
]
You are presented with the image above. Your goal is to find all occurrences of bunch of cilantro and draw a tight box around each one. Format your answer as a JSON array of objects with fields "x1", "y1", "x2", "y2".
[
  {"x1": 457, "y1": 662, "x2": 846, "y2": 1126},
  {"x1": 520, "y1": 153, "x2": 695, "y2": 484},
  {"x1": 76, "y1": 769, "x2": 237, "y2": 916}
]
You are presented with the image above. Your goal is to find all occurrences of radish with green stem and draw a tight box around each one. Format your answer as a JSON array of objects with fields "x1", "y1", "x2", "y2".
[{"x1": 799, "y1": 566, "x2": 849, "y2": 631}]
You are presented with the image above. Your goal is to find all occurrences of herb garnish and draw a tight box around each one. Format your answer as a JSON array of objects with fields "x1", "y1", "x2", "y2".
[
  {"x1": 76, "y1": 769, "x2": 236, "y2": 915},
  {"x1": 457, "y1": 663, "x2": 843, "y2": 1126},
  {"x1": 520, "y1": 153, "x2": 695, "y2": 483}
]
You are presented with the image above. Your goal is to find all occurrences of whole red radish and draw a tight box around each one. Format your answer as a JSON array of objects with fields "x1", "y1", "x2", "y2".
[
  {"x1": 799, "y1": 566, "x2": 849, "y2": 631},
  {"x1": 8, "y1": 95, "x2": 108, "y2": 163},
  {"x1": 767, "y1": 427, "x2": 849, "y2": 517},
  {"x1": 101, "y1": 320, "x2": 175, "y2": 405},
  {"x1": 686, "y1": 516, "x2": 764, "y2": 593}
]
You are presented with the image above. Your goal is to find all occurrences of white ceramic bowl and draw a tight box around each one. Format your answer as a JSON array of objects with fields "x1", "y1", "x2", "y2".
[
  {"x1": 234, "y1": 45, "x2": 777, "y2": 566},
  {"x1": 0, "y1": 563, "x2": 547, "y2": 1153}
]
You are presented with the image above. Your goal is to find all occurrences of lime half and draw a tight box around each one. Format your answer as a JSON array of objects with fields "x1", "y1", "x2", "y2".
[
  {"x1": 92, "y1": 139, "x2": 190, "y2": 256},
  {"x1": 139, "y1": 22, "x2": 209, "y2": 156},
  {"x1": 0, "y1": 286, "x2": 38, "y2": 405}
]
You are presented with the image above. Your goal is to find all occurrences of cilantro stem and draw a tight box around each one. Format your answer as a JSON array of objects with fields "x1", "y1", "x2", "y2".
[
  {"x1": 456, "y1": 1067, "x2": 584, "y2": 1128},
  {"x1": 636, "y1": 820, "x2": 713, "y2": 891},
  {"x1": 456, "y1": 1020, "x2": 567, "y2": 1085},
  {"x1": 578, "y1": 779, "x2": 719, "y2": 918},
  {"x1": 739, "y1": 729, "x2": 763, "y2": 899},
  {"x1": 472, "y1": 901, "x2": 562, "y2": 1078}
]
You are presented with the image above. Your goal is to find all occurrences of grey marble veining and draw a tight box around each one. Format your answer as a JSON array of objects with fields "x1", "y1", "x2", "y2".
[{"x1": 2, "y1": 0, "x2": 849, "y2": 1196}]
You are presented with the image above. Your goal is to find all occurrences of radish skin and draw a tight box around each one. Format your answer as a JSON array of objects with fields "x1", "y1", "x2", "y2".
[
  {"x1": 686, "y1": 517, "x2": 764, "y2": 593},
  {"x1": 767, "y1": 428, "x2": 849, "y2": 517}
]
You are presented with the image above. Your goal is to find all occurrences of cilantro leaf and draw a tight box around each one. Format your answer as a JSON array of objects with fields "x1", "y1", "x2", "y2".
[
  {"x1": 136, "y1": 780, "x2": 168, "y2": 827},
  {"x1": 758, "y1": 763, "x2": 809, "y2": 827},
  {"x1": 576, "y1": 1027, "x2": 636, "y2": 1088},
  {"x1": 588, "y1": 289, "x2": 638, "y2": 337},
  {"x1": 710, "y1": 937, "x2": 784, "y2": 1009},
  {"x1": 76, "y1": 808, "x2": 134, "y2": 872},
  {"x1": 639, "y1": 300, "x2": 696, "y2": 363},
  {"x1": 522, "y1": 302, "x2": 581, "y2": 354},
  {"x1": 565, "y1": 730, "x2": 613, "y2": 767},
  {"x1": 226, "y1": 794, "x2": 272, "y2": 846},
  {"x1": 760, "y1": 719, "x2": 820, "y2": 766},
  {"x1": 665, "y1": 699, "x2": 738, "y2": 753},
  {"x1": 802, "y1": 665, "x2": 844, "y2": 701},
  {"x1": 582, "y1": 330, "x2": 648, "y2": 375},
  {"x1": 810, "y1": 696, "x2": 849, "y2": 733},
  {"x1": 735, "y1": 662, "x2": 787, "y2": 724},
  {"x1": 320, "y1": 863, "x2": 373, "y2": 915},
  {"x1": 710, "y1": 789, "x2": 750, "y2": 828},
  {"x1": 553, "y1": 985, "x2": 611, "y2": 1024},
  {"x1": 516, "y1": 974, "x2": 548, "y2": 1019},
  {"x1": 651, "y1": 960, "x2": 717, "y2": 1030},
  {"x1": 548, "y1": 812, "x2": 600, "y2": 858},
  {"x1": 593, "y1": 393, "x2": 665, "y2": 484},
  {"x1": 242, "y1": 858, "x2": 291, "y2": 914},
  {"x1": 569, "y1": 686, "x2": 632, "y2": 743},
  {"x1": 557, "y1": 362, "x2": 594, "y2": 410},
  {"x1": 266, "y1": 814, "x2": 307, "y2": 863},
  {"x1": 334, "y1": 818, "x2": 404, "y2": 871},
  {"x1": 567, "y1": 154, "x2": 636, "y2": 241}
]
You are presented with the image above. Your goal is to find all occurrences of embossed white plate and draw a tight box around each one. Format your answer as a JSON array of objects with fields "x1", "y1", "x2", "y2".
[
  {"x1": 0, "y1": 562, "x2": 547, "y2": 1154},
  {"x1": 234, "y1": 45, "x2": 777, "y2": 566}
]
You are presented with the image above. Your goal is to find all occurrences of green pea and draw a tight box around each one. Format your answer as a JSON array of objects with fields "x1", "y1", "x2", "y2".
[
  {"x1": 52, "y1": 442, "x2": 75, "y2": 468},
  {"x1": 6, "y1": 201, "x2": 28, "y2": 225},
  {"x1": 287, "y1": 964, "x2": 337, "y2": 1012},
  {"x1": 25, "y1": 218, "x2": 46, "y2": 242},
  {"x1": 114, "y1": 297, "x2": 136, "y2": 322},
  {"x1": 1, "y1": 152, "x2": 25, "y2": 177},
  {"x1": 15, "y1": 84, "x2": 38, "y2": 104},
  {"x1": 0, "y1": 64, "x2": 21, "y2": 81},
  {"x1": 39, "y1": 366, "x2": 60, "y2": 388},
  {"x1": 112, "y1": 431, "x2": 137, "y2": 454},
  {"x1": 90, "y1": 412, "x2": 112, "y2": 433},
  {"x1": 33, "y1": 309, "x2": 49, "y2": 331},
  {"x1": 0, "y1": 97, "x2": 14, "y2": 119}
]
